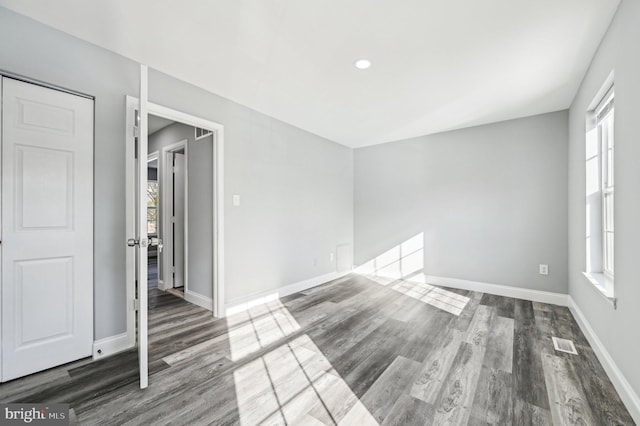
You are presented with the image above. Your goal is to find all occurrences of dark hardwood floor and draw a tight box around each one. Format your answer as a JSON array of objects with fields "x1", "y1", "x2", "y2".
[{"x1": 0, "y1": 274, "x2": 635, "y2": 425}]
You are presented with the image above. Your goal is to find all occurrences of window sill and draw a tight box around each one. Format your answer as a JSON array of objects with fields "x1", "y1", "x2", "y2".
[{"x1": 582, "y1": 272, "x2": 617, "y2": 309}]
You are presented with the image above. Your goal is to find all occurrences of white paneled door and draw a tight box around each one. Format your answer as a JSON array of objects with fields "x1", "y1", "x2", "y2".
[{"x1": 1, "y1": 77, "x2": 94, "y2": 382}]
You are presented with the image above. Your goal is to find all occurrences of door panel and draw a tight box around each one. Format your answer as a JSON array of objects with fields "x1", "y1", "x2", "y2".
[
  {"x1": 17, "y1": 257, "x2": 73, "y2": 345},
  {"x1": 1, "y1": 77, "x2": 94, "y2": 382},
  {"x1": 17, "y1": 98, "x2": 75, "y2": 135},
  {"x1": 16, "y1": 146, "x2": 73, "y2": 229}
]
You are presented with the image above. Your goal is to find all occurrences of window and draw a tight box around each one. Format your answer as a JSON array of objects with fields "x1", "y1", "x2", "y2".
[
  {"x1": 599, "y1": 92, "x2": 614, "y2": 277},
  {"x1": 147, "y1": 181, "x2": 159, "y2": 234},
  {"x1": 585, "y1": 83, "x2": 614, "y2": 300}
]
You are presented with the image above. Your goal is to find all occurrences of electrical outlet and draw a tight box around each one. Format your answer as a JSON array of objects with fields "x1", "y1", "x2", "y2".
[
  {"x1": 232, "y1": 194, "x2": 240, "y2": 206},
  {"x1": 539, "y1": 264, "x2": 549, "y2": 275},
  {"x1": 313, "y1": 258, "x2": 318, "y2": 267},
  {"x1": 330, "y1": 252, "x2": 334, "y2": 262}
]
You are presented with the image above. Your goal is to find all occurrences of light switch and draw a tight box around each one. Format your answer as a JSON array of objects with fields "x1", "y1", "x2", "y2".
[{"x1": 233, "y1": 194, "x2": 240, "y2": 206}]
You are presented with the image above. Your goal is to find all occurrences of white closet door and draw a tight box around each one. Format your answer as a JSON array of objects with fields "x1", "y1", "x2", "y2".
[{"x1": 1, "y1": 77, "x2": 94, "y2": 382}]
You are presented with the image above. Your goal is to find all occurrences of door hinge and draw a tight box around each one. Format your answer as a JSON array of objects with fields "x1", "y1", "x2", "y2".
[
  {"x1": 133, "y1": 125, "x2": 140, "y2": 138},
  {"x1": 134, "y1": 298, "x2": 140, "y2": 311}
]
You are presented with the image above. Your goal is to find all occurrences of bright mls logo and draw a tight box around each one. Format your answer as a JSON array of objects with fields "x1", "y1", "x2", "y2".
[{"x1": 1, "y1": 404, "x2": 69, "y2": 425}]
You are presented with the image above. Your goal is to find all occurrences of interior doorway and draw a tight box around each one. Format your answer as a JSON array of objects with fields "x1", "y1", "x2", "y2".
[
  {"x1": 147, "y1": 152, "x2": 160, "y2": 291},
  {"x1": 158, "y1": 138, "x2": 187, "y2": 298},
  {"x1": 146, "y1": 133, "x2": 189, "y2": 302},
  {"x1": 128, "y1": 103, "x2": 225, "y2": 310},
  {"x1": 144, "y1": 113, "x2": 217, "y2": 310},
  {"x1": 126, "y1": 93, "x2": 225, "y2": 388}
]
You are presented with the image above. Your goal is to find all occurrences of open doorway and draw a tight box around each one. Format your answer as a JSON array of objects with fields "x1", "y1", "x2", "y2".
[
  {"x1": 125, "y1": 96, "x2": 225, "y2": 390},
  {"x1": 146, "y1": 114, "x2": 214, "y2": 307},
  {"x1": 159, "y1": 141, "x2": 186, "y2": 298},
  {"x1": 147, "y1": 152, "x2": 160, "y2": 290}
]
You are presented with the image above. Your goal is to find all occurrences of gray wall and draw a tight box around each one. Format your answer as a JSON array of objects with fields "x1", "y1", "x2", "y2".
[
  {"x1": 568, "y1": 0, "x2": 640, "y2": 398},
  {"x1": 0, "y1": 8, "x2": 138, "y2": 339},
  {"x1": 0, "y1": 7, "x2": 353, "y2": 338},
  {"x1": 148, "y1": 70, "x2": 354, "y2": 302},
  {"x1": 149, "y1": 122, "x2": 214, "y2": 299},
  {"x1": 354, "y1": 111, "x2": 568, "y2": 293}
]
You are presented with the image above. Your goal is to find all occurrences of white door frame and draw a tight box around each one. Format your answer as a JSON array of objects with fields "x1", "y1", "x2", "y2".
[
  {"x1": 125, "y1": 96, "x2": 225, "y2": 347},
  {"x1": 159, "y1": 140, "x2": 188, "y2": 293}
]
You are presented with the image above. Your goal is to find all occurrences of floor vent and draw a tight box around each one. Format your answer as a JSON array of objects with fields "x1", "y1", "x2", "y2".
[{"x1": 552, "y1": 337, "x2": 578, "y2": 355}]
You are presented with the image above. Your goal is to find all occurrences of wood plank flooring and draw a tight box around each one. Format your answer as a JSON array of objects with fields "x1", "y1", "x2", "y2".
[{"x1": 0, "y1": 274, "x2": 635, "y2": 425}]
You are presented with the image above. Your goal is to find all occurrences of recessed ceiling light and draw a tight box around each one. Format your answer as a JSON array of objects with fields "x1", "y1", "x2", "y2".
[{"x1": 354, "y1": 59, "x2": 371, "y2": 70}]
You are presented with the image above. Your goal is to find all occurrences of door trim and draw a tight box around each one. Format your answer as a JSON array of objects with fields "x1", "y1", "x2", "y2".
[{"x1": 125, "y1": 96, "x2": 225, "y2": 347}]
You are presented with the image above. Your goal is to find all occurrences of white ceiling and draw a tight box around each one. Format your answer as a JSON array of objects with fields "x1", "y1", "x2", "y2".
[{"x1": 0, "y1": 0, "x2": 620, "y2": 148}]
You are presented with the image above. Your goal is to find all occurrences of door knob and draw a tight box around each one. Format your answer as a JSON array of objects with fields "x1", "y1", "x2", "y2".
[
  {"x1": 128, "y1": 238, "x2": 148, "y2": 247},
  {"x1": 150, "y1": 237, "x2": 163, "y2": 253}
]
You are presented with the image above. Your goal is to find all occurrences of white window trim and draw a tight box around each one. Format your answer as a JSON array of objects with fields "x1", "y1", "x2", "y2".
[
  {"x1": 584, "y1": 76, "x2": 615, "y2": 307},
  {"x1": 599, "y1": 96, "x2": 614, "y2": 278},
  {"x1": 582, "y1": 272, "x2": 616, "y2": 308}
]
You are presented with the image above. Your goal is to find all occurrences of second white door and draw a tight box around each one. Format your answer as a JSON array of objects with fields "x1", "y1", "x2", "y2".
[{"x1": 1, "y1": 77, "x2": 94, "y2": 382}]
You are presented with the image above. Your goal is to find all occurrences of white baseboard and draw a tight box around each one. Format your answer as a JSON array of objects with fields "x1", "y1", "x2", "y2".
[
  {"x1": 422, "y1": 275, "x2": 570, "y2": 306},
  {"x1": 185, "y1": 290, "x2": 214, "y2": 311},
  {"x1": 568, "y1": 296, "x2": 640, "y2": 424},
  {"x1": 92, "y1": 332, "x2": 133, "y2": 360},
  {"x1": 225, "y1": 271, "x2": 350, "y2": 316}
]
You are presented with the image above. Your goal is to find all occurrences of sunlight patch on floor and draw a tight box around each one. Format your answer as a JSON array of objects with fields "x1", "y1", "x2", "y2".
[
  {"x1": 226, "y1": 298, "x2": 301, "y2": 362},
  {"x1": 391, "y1": 278, "x2": 469, "y2": 316},
  {"x1": 354, "y1": 232, "x2": 469, "y2": 315},
  {"x1": 233, "y1": 335, "x2": 378, "y2": 425},
  {"x1": 228, "y1": 301, "x2": 378, "y2": 425}
]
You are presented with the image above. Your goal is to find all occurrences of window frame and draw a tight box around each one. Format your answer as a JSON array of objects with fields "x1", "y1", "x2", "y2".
[
  {"x1": 583, "y1": 79, "x2": 616, "y2": 306},
  {"x1": 596, "y1": 89, "x2": 614, "y2": 278}
]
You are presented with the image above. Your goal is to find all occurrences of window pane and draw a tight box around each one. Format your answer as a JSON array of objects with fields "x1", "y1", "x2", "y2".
[
  {"x1": 608, "y1": 112, "x2": 614, "y2": 149},
  {"x1": 147, "y1": 182, "x2": 159, "y2": 234},
  {"x1": 147, "y1": 207, "x2": 157, "y2": 234},
  {"x1": 586, "y1": 157, "x2": 600, "y2": 196},
  {"x1": 604, "y1": 232, "x2": 614, "y2": 274},
  {"x1": 604, "y1": 193, "x2": 614, "y2": 231},
  {"x1": 607, "y1": 148, "x2": 613, "y2": 187},
  {"x1": 147, "y1": 182, "x2": 158, "y2": 207}
]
